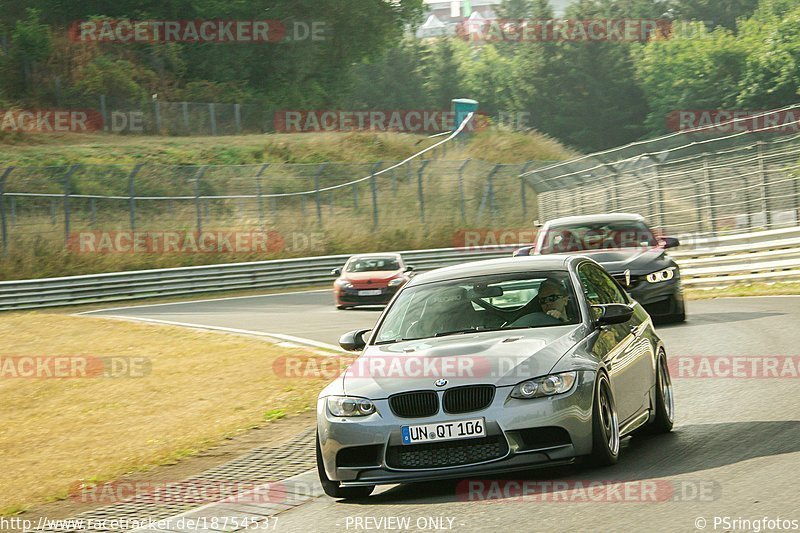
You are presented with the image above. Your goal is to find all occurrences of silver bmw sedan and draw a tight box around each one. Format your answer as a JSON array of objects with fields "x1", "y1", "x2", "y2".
[{"x1": 316, "y1": 255, "x2": 674, "y2": 499}]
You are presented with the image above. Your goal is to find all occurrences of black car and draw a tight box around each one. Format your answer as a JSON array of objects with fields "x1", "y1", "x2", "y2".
[{"x1": 513, "y1": 213, "x2": 685, "y2": 323}]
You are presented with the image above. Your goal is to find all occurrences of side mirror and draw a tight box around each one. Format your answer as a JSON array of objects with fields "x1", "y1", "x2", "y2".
[
  {"x1": 339, "y1": 329, "x2": 371, "y2": 352},
  {"x1": 592, "y1": 304, "x2": 634, "y2": 327},
  {"x1": 404, "y1": 265, "x2": 415, "y2": 272},
  {"x1": 513, "y1": 246, "x2": 534, "y2": 257},
  {"x1": 660, "y1": 237, "x2": 680, "y2": 249},
  {"x1": 331, "y1": 267, "x2": 342, "y2": 276}
]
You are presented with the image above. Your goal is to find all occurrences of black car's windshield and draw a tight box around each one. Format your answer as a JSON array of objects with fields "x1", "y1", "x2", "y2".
[
  {"x1": 539, "y1": 221, "x2": 658, "y2": 254},
  {"x1": 373, "y1": 271, "x2": 579, "y2": 344},
  {"x1": 345, "y1": 257, "x2": 401, "y2": 272}
]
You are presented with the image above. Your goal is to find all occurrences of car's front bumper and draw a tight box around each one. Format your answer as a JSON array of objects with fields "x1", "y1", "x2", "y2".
[
  {"x1": 336, "y1": 286, "x2": 399, "y2": 306},
  {"x1": 626, "y1": 276, "x2": 684, "y2": 318},
  {"x1": 317, "y1": 371, "x2": 597, "y2": 486}
]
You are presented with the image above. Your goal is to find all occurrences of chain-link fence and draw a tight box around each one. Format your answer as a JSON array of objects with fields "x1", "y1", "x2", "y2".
[
  {"x1": 525, "y1": 105, "x2": 800, "y2": 239},
  {"x1": 0, "y1": 158, "x2": 555, "y2": 256}
]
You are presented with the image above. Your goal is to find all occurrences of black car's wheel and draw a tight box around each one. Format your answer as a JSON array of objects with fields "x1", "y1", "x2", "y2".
[
  {"x1": 665, "y1": 294, "x2": 686, "y2": 323},
  {"x1": 336, "y1": 305, "x2": 351, "y2": 310},
  {"x1": 316, "y1": 432, "x2": 374, "y2": 499},
  {"x1": 646, "y1": 352, "x2": 675, "y2": 434},
  {"x1": 589, "y1": 372, "x2": 620, "y2": 466}
]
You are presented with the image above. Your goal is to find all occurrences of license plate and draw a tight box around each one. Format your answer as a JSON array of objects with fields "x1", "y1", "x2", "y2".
[
  {"x1": 401, "y1": 418, "x2": 485, "y2": 445},
  {"x1": 358, "y1": 289, "x2": 382, "y2": 296}
]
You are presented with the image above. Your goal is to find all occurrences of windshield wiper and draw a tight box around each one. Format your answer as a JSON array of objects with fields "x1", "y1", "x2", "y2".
[{"x1": 434, "y1": 326, "x2": 496, "y2": 337}]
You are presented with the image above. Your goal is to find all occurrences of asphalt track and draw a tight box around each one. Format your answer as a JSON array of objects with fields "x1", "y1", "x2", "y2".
[{"x1": 84, "y1": 293, "x2": 800, "y2": 532}]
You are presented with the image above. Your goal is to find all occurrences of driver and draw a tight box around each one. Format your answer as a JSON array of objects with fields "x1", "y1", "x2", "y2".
[{"x1": 538, "y1": 278, "x2": 571, "y2": 323}]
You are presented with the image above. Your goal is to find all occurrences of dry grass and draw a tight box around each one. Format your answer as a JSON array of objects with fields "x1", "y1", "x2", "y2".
[
  {"x1": 0, "y1": 313, "x2": 335, "y2": 514},
  {"x1": 0, "y1": 129, "x2": 576, "y2": 166},
  {"x1": 686, "y1": 281, "x2": 800, "y2": 300}
]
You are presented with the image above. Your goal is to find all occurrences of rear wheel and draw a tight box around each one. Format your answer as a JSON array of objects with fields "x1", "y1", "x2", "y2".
[
  {"x1": 336, "y1": 305, "x2": 351, "y2": 310},
  {"x1": 646, "y1": 352, "x2": 675, "y2": 434},
  {"x1": 316, "y1": 432, "x2": 374, "y2": 499},
  {"x1": 589, "y1": 372, "x2": 620, "y2": 466}
]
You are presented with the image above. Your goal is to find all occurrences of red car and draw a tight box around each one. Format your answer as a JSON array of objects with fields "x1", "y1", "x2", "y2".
[{"x1": 331, "y1": 253, "x2": 414, "y2": 309}]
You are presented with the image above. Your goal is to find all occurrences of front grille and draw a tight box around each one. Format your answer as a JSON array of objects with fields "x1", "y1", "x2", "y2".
[
  {"x1": 386, "y1": 435, "x2": 508, "y2": 469},
  {"x1": 389, "y1": 391, "x2": 439, "y2": 418},
  {"x1": 443, "y1": 385, "x2": 495, "y2": 414}
]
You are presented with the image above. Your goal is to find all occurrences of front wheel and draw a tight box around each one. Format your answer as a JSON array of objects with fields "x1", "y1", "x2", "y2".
[
  {"x1": 589, "y1": 372, "x2": 620, "y2": 466},
  {"x1": 316, "y1": 432, "x2": 374, "y2": 499},
  {"x1": 646, "y1": 352, "x2": 675, "y2": 434}
]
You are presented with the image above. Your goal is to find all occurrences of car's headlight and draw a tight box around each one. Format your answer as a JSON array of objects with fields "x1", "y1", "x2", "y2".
[
  {"x1": 646, "y1": 267, "x2": 677, "y2": 283},
  {"x1": 327, "y1": 396, "x2": 377, "y2": 417},
  {"x1": 335, "y1": 279, "x2": 353, "y2": 289},
  {"x1": 388, "y1": 277, "x2": 405, "y2": 287},
  {"x1": 510, "y1": 371, "x2": 577, "y2": 399}
]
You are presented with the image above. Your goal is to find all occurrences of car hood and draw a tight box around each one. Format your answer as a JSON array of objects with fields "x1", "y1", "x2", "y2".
[
  {"x1": 574, "y1": 248, "x2": 668, "y2": 274},
  {"x1": 342, "y1": 325, "x2": 583, "y2": 399}
]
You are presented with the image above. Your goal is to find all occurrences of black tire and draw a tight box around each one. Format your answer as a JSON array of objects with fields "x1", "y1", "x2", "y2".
[
  {"x1": 589, "y1": 372, "x2": 620, "y2": 466},
  {"x1": 666, "y1": 294, "x2": 686, "y2": 323},
  {"x1": 316, "y1": 432, "x2": 374, "y2": 499},
  {"x1": 336, "y1": 305, "x2": 351, "y2": 310},
  {"x1": 646, "y1": 352, "x2": 675, "y2": 434}
]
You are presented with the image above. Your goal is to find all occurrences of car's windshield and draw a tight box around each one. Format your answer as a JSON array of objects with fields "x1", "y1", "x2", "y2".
[
  {"x1": 539, "y1": 221, "x2": 658, "y2": 254},
  {"x1": 373, "y1": 271, "x2": 579, "y2": 344},
  {"x1": 345, "y1": 257, "x2": 400, "y2": 272}
]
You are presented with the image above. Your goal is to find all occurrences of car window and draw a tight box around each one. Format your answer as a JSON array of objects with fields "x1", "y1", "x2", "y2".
[
  {"x1": 539, "y1": 221, "x2": 657, "y2": 254},
  {"x1": 345, "y1": 257, "x2": 400, "y2": 272},
  {"x1": 373, "y1": 271, "x2": 579, "y2": 344},
  {"x1": 578, "y1": 263, "x2": 627, "y2": 305}
]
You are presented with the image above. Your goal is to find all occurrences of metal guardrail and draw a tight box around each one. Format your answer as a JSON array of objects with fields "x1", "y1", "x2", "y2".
[{"x1": 1, "y1": 227, "x2": 798, "y2": 311}]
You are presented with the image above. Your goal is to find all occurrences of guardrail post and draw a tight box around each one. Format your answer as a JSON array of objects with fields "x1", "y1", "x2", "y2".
[
  {"x1": 352, "y1": 182, "x2": 359, "y2": 209},
  {"x1": 10, "y1": 197, "x2": 16, "y2": 226},
  {"x1": 458, "y1": 159, "x2": 470, "y2": 223},
  {"x1": 154, "y1": 99, "x2": 162, "y2": 134},
  {"x1": 370, "y1": 162, "x2": 381, "y2": 230},
  {"x1": 519, "y1": 161, "x2": 532, "y2": 223},
  {"x1": 0, "y1": 167, "x2": 13, "y2": 257},
  {"x1": 193, "y1": 166, "x2": 208, "y2": 234},
  {"x1": 314, "y1": 163, "x2": 327, "y2": 226},
  {"x1": 256, "y1": 163, "x2": 269, "y2": 229},
  {"x1": 652, "y1": 163, "x2": 665, "y2": 231},
  {"x1": 417, "y1": 160, "x2": 430, "y2": 224},
  {"x1": 62, "y1": 164, "x2": 79, "y2": 246},
  {"x1": 756, "y1": 142, "x2": 769, "y2": 227},
  {"x1": 208, "y1": 103, "x2": 217, "y2": 135},
  {"x1": 703, "y1": 155, "x2": 717, "y2": 234},
  {"x1": 90, "y1": 198, "x2": 96, "y2": 227},
  {"x1": 128, "y1": 164, "x2": 142, "y2": 232},
  {"x1": 234, "y1": 103, "x2": 242, "y2": 135},
  {"x1": 477, "y1": 164, "x2": 500, "y2": 224}
]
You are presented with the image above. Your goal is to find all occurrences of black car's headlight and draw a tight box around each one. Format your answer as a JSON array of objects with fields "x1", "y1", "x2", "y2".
[
  {"x1": 646, "y1": 267, "x2": 677, "y2": 283},
  {"x1": 510, "y1": 371, "x2": 577, "y2": 399},
  {"x1": 327, "y1": 396, "x2": 377, "y2": 417}
]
